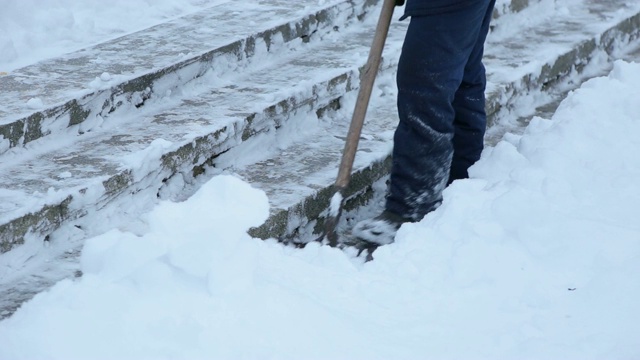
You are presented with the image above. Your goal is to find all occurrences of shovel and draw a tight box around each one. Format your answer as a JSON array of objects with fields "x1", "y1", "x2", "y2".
[{"x1": 321, "y1": 0, "x2": 397, "y2": 247}]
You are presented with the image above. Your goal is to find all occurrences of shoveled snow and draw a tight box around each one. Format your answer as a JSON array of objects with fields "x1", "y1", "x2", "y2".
[
  {"x1": 25, "y1": 97, "x2": 44, "y2": 109},
  {"x1": 329, "y1": 192, "x2": 343, "y2": 217},
  {"x1": 1, "y1": 60, "x2": 639, "y2": 359}
]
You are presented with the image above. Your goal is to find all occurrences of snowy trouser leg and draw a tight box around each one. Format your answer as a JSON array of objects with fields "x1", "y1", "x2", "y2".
[{"x1": 387, "y1": 0, "x2": 496, "y2": 221}]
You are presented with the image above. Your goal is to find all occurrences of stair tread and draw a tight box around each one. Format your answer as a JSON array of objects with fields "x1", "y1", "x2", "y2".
[{"x1": 0, "y1": 0, "x2": 361, "y2": 152}]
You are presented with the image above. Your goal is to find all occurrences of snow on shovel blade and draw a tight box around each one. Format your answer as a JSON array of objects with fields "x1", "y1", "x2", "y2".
[
  {"x1": 312, "y1": 189, "x2": 378, "y2": 262},
  {"x1": 322, "y1": 191, "x2": 344, "y2": 247}
]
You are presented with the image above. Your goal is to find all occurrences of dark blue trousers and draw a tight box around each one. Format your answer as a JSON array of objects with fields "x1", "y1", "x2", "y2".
[{"x1": 386, "y1": 0, "x2": 496, "y2": 221}]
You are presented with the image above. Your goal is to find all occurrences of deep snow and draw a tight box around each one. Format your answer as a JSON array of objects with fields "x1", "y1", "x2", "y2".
[{"x1": 1, "y1": 58, "x2": 639, "y2": 358}]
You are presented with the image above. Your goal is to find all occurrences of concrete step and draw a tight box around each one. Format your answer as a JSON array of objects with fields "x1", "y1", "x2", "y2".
[
  {"x1": 0, "y1": 0, "x2": 376, "y2": 153},
  {"x1": 0, "y1": 0, "x2": 545, "y2": 155},
  {"x1": 0, "y1": 17, "x2": 385, "y2": 252},
  {"x1": 493, "y1": 0, "x2": 541, "y2": 18}
]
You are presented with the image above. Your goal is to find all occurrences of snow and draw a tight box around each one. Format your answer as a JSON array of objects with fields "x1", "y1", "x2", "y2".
[
  {"x1": 1, "y1": 59, "x2": 639, "y2": 359},
  {"x1": 25, "y1": 97, "x2": 44, "y2": 109},
  {"x1": 329, "y1": 192, "x2": 343, "y2": 217},
  {"x1": 2, "y1": 0, "x2": 640, "y2": 358},
  {"x1": 0, "y1": 0, "x2": 230, "y2": 72}
]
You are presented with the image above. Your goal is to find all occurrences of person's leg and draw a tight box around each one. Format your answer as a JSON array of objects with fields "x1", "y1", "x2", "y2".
[
  {"x1": 353, "y1": 1, "x2": 494, "y2": 245},
  {"x1": 448, "y1": 0, "x2": 496, "y2": 184},
  {"x1": 387, "y1": 1, "x2": 493, "y2": 221}
]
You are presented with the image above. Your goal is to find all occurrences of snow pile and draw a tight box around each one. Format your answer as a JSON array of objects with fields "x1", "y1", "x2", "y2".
[
  {"x1": 0, "y1": 0, "x2": 228, "y2": 71},
  {"x1": 378, "y1": 60, "x2": 640, "y2": 357},
  {"x1": 1, "y1": 61, "x2": 640, "y2": 359}
]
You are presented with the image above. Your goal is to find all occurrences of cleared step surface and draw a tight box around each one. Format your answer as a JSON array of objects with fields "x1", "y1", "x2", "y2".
[
  {"x1": 485, "y1": 0, "x2": 640, "y2": 116},
  {"x1": 0, "y1": 0, "x2": 551, "y2": 154},
  {"x1": 0, "y1": 16, "x2": 387, "y2": 253},
  {"x1": 0, "y1": 0, "x2": 374, "y2": 152}
]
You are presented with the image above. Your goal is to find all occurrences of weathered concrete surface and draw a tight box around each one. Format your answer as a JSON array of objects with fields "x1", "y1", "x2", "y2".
[
  {"x1": 485, "y1": 2, "x2": 640, "y2": 123},
  {"x1": 0, "y1": 0, "x2": 558, "y2": 154},
  {"x1": 0, "y1": 0, "x2": 376, "y2": 153},
  {"x1": 0, "y1": 25, "x2": 381, "y2": 252},
  {"x1": 493, "y1": 0, "x2": 537, "y2": 18}
]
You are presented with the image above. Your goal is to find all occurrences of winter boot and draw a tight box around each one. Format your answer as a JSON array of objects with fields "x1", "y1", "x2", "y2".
[{"x1": 352, "y1": 210, "x2": 412, "y2": 246}]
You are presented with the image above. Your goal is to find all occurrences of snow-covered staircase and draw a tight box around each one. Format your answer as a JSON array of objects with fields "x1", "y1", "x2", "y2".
[
  {"x1": 0, "y1": 0, "x2": 378, "y2": 252},
  {"x1": 1, "y1": 0, "x2": 640, "y2": 317}
]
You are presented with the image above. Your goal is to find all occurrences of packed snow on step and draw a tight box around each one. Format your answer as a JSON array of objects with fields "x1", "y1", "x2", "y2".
[
  {"x1": 1, "y1": 60, "x2": 639, "y2": 359},
  {"x1": 2, "y1": 0, "x2": 631, "y2": 75}
]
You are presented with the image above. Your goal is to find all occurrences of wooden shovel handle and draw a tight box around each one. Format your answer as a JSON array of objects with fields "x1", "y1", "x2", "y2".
[{"x1": 335, "y1": 0, "x2": 396, "y2": 190}]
